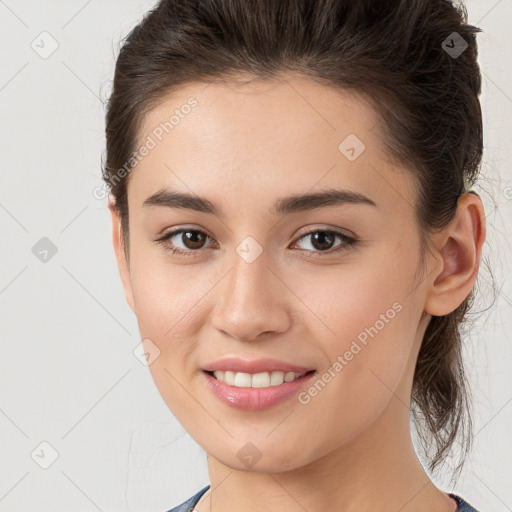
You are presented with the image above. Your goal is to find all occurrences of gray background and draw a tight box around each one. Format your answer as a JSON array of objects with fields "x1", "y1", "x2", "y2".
[{"x1": 0, "y1": 0, "x2": 510, "y2": 510}]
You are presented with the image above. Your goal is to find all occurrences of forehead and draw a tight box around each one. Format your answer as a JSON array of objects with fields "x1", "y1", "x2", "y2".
[
  {"x1": 139, "y1": 74, "x2": 379, "y2": 150},
  {"x1": 130, "y1": 74, "x2": 416, "y2": 216}
]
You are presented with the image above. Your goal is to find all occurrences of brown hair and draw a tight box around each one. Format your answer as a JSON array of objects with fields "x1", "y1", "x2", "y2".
[{"x1": 104, "y1": 0, "x2": 487, "y2": 480}]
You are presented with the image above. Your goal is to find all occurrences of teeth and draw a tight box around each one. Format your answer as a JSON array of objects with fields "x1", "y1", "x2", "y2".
[{"x1": 212, "y1": 370, "x2": 307, "y2": 388}]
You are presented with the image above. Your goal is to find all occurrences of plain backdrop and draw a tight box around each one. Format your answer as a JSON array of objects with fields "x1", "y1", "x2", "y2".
[{"x1": 0, "y1": 0, "x2": 511, "y2": 510}]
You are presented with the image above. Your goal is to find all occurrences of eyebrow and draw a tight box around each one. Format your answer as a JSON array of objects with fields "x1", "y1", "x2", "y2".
[{"x1": 142, "y1": 188, "x2": 377, "y2": 216}]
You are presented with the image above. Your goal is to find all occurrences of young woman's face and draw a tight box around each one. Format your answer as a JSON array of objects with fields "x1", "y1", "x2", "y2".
[{"x1": 113, "y1": 75, "x2": 435, "y2": 472}]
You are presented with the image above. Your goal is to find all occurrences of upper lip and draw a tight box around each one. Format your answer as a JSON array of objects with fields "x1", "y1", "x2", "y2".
[{"x1": 203, "y1": 357, "x2": 315, "y2": 374}]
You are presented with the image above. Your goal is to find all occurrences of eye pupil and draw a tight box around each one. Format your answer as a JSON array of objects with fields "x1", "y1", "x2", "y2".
[
  {"x1": 311, "y1": 231, "x2": 335, "y2": 251},
  {"x1": 183, "y1": 230, "x2": 206, "y2": 249}
]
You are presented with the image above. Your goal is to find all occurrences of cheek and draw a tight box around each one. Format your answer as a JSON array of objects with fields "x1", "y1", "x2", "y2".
[
  {"x1": 294, "y1": 291, "x2": 417, "y2": 454},
  {"x1": 129, "y1": 242, "x2": 210, "y2": 337},
  {"x1": 292, "y1": 246, "x2": 415, "y2": 346},
  {"x1": 128, "y1": 247, "x2": 221, "y2": 412},
  {"x1": 129, "y1": 254, "x2": 211, "y2": 418},
  {"x1": 292, "y1": 246, "x2": 420, "y2": 401}
]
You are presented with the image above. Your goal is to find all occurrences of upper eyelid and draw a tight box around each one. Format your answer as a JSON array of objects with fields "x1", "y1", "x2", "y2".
[
  {"x1": 158, "y1": 227, "x2": 217, "y2": 246},
  {"x1": 294, "y1": 225, "x2": 355, "y2": 239}
]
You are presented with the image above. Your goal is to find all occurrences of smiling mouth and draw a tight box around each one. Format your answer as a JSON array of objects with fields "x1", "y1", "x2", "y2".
[{"x1": 204, "y1": 369, "x2": 316, "y2": 388}]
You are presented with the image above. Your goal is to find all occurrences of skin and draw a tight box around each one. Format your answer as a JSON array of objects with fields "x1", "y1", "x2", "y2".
[{"x1": 109, "y1": 74, "x2": 486, "y2": 512}]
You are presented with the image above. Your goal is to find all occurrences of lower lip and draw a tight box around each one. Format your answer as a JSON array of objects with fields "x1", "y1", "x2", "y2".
[{"x1": 201, "y1": 370, "x2": 317, "y2": 411}]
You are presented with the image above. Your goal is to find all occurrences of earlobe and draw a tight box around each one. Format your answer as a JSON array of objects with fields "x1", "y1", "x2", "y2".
[
  {"x1": 424, "y1": 192, "x2": 486, "y2": 317},
  {"x1": 108, "y1": 198, "x2": 136, "y2": 313}
]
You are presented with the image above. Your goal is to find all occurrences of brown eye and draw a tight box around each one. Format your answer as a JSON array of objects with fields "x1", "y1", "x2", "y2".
[
  {"x1": 293, "y1": 229, "x2": 358, "y2": 257},
  {"x1": 309, "y1": 231, "x2": 336, "y2": 251},
  {"x1": 179, "y1": 230, "x2": 208, "y2": 249},
  {"x1": 156, "y1": 228, "x2": 215, "y2": 255}
]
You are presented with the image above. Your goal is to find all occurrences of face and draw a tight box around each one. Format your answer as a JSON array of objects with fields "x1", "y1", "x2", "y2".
[{"x1": 111, "y1": 74, "x2": 435, "y2": 472}]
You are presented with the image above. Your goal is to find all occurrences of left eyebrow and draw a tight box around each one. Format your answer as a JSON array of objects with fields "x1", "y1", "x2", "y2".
[
  {"x1": 142, "y1": 187, "x2": 377, "y2": 217},
  {"x1": 271, "y1": 188, "x2": 377, "y2": 215}
]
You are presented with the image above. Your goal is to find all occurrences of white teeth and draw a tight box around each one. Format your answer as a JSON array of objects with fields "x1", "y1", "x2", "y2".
[{"x1": 212, "y1": 370, "x2": 307, "y2": 388}]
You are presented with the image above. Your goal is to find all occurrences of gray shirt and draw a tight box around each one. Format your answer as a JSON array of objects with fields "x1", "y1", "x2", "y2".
[{"x1": 163, "y1": 485, "x2": 480, "y2": 512}]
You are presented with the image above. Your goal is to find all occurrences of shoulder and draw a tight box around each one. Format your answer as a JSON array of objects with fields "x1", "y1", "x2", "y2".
[
  {"x1": 162, "y1": 485, "x2": 210, "y2": 512},
  {"x1": 449, "y1": 493, "x2": 481, "y2": 512}
]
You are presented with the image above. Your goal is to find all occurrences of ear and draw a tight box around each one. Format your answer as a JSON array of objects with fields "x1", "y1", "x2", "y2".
[
  {"x1": 424, "y1": 192, "x2": 486, "y2": 316},
  {"x1": 108, "y1": 198, "x2": 135, "y2": 313}
]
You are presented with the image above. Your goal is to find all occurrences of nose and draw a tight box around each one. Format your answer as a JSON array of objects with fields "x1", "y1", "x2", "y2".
[{"x1": 210, "y1": 250, "x2": 291, "y2": 341}]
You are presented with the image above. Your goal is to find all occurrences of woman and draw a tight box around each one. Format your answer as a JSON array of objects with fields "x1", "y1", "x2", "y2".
[{"x1": 104, "y1": 0, "x2": 487, "y2": 510}]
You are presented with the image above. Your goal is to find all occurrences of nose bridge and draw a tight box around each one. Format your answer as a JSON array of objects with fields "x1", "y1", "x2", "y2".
[
  {"x1": 211, "y1": 241, "x2": 288, "y2": 339},
  {"x1": 226, "y1": 242, "x2": 275, "y2": 312}
]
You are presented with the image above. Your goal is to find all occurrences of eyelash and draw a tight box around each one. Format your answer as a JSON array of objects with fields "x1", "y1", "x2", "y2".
[{"x1": 154, "y1": 227, "x2": 358, "y2": 258}]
